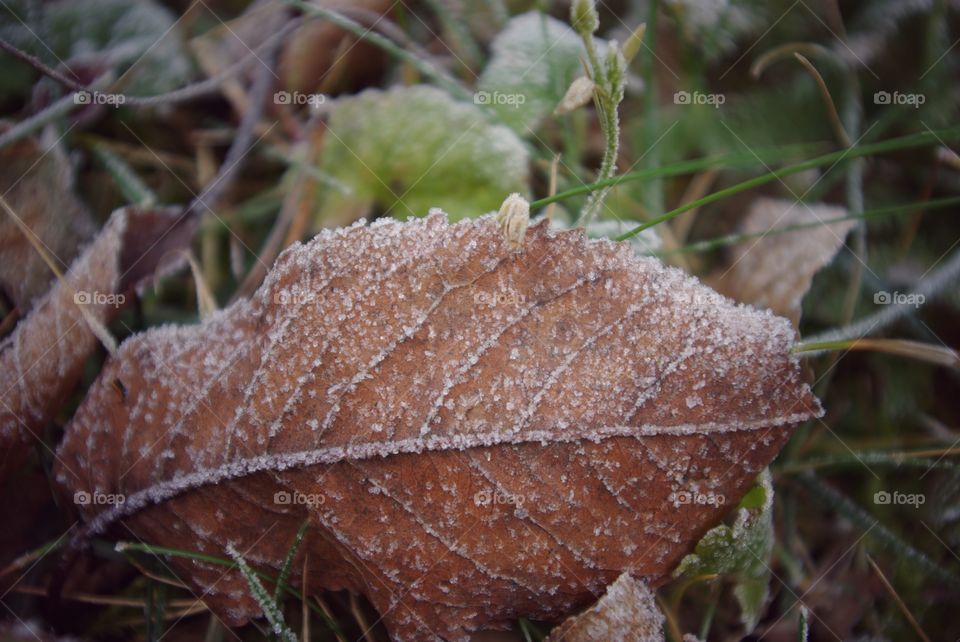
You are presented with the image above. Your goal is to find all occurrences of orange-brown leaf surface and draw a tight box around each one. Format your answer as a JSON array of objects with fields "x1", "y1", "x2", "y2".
[{"x1": 56, "y1": 212, "x2": 821, "y2": 640}]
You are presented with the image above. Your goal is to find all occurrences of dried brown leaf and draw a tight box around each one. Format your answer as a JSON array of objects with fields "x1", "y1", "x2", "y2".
[
  {"x1": 56, "y1": 212, "x2": 820, "y2": 640},
  {"x1": 544, "y1": 573, "x2": 664, "y2": 641},
  {"x1": 711, "y1": 197, "x2": 855, "y2": 323},
  {"x1": 0, "y1": 129, "x2": 95, "y2": 311},
  {"x1": 0, "y1": 206, "x2": 190, "y2": 477},
  {"x1": 190, "y1": 0, "x2": 391, "y2": 111}
]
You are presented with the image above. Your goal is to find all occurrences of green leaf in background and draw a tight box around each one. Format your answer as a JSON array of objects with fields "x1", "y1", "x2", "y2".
[
  {"x1": 673, "y1": 469, "x2": 775, "y2": 632},
  {"x1": 0, "y1": 0, "x2": 192, "y2": 97},
  {"x1": 316, "y1": 85, "x2": 529, "y2": 222},
  {"x1": 477, "y1": 11, "x2": 605, "y2": 136}
]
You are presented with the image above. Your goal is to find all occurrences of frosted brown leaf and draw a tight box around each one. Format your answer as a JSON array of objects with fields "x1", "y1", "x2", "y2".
[
  {"x1": 0, "y1": 129, "x2": 94, "y2": 311},
  {"x1": 544, "y1": 572, "x2": 664, "y2": 642},
  {"x1": 711, "y1": 197, "x2": 855, "y2": 323},
  {"x1": 56, "y1": 211, "x2": 821, "y2": 641},
  {"x1": 0, "y1": 206, "x2": 190, "y2": 479}
]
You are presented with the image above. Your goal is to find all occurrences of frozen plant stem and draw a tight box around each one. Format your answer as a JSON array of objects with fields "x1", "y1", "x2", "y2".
[
  {"x1": 571, "y1": 0, "x2": 628, "y2": 226},
  {"x1": 225, "y1": 543, "x2": 297, "y2": 642}
]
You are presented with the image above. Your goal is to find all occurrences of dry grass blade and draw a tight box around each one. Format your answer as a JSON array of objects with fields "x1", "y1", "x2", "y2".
[
  {"x1": 11, "y1": 585, "x2": 198, "y2": 609},
  {"x1": 791, "y1": 53, "x2": 852, "y2": 148},
  {"x1": 866, "y1": 555, "x2": 931, "y2": 642},
  {"x1": 795, "y1": 338, "x2": 960, "y2": 368}
]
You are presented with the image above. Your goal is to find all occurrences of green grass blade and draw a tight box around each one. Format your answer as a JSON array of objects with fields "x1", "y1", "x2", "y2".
[
  {"x1": 225, "y1": 543, "x2": 297, "y2": 642},
  {"x1": 116, "y1": 540, "x2": 346, "y2": 638},
  {"x1": 273, "y1": 520, "x2": 310, "y2": 606},
  {"x1": 530, "y1": 143, "x2": 825, "y2": 209},
  {"x1": 798, "y1": 605, "x2": 810, "y2": 642},
  {"x1": 657, "y1": 195, "x2": 960, "y2": 256},
  {"x1": 794, "y1": 471, "x2": 960, "y2": 588},
  {"x1": 616, "y1": 125, "x2": 960, "y2": 241},
  {"x1": 779, "y1": 451, "x2": 960, "y2": 474},
  {"x1": 92, "y1": 143, "x2": 157, "y2": 207}
]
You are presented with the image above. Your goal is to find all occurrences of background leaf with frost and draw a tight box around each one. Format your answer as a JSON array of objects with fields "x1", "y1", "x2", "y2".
[
  {"x1": 0, "y1": 206, "x2": 191, "y2": 480},
  {"x1": 545, "y1": 573, "x2": 665, "y2": 642},
  {"x1": 673, "y1": 469, "x2": 776, "y2": 631},
  {"x1": 0, "y1": 0, "x2": 192, "y2": 96},
  {"x1": 710, "y1": 198, "x2": 855, "y2": 324},
  {"x1": 316, "y1": 85, "x2": 529, "y2": 222},
  {"x1": 477, "y1": 11, "x2": 607, "y2": 135},
  {"x1": 0, "y1": 128, "x2": 94, "y2": 310}
]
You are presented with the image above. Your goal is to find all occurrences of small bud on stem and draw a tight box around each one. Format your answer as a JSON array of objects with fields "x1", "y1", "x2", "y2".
[
  {"x1": 496, "y1": 193, "x2": 530, "y2": 246},
  {"x1": 555, "y1": 75, "x2": 596, "y2": 115},
  {"x1": 570, "y1": 0, "x2": 599, "y2": 36}
]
